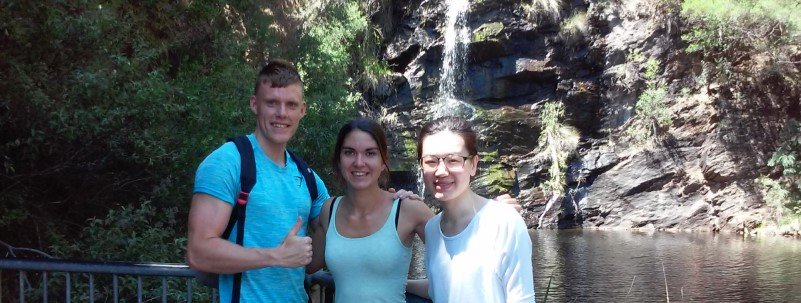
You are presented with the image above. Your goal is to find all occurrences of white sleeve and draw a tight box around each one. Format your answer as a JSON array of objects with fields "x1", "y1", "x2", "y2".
[{"x1": 500, "y1": 213, "x2": 536, "y2": 303}]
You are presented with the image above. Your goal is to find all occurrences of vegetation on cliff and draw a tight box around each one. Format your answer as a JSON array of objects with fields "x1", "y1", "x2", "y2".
[{"x1": 681, "y1": 0, "x2": 801, "y2": 230}]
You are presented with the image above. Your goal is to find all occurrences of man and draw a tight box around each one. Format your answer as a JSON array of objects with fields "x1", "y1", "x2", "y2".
[{"x1": 187, "y1": 59, "x2": 328, "y2": 302}]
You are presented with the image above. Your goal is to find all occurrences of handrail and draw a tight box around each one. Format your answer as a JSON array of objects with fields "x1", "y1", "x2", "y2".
[
  {"x1": 0, "y1": 258, "x2": 197, "y2": 277},
  {"x1": 0, "y1": 257, "x2": 335, "y2": 303}
]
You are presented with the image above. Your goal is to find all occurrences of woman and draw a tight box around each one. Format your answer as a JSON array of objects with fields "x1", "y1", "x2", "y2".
[
  {"x1": 414, "y1": 116, "x2": 535, "y2": 302},
  {"x1": 307, "y1": 118, "x2": 434, "y2": 303}
]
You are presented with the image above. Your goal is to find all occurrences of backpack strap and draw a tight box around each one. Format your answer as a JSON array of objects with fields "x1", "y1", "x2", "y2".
[
  {"x1": 288, "y1": 150, "x2": 319, "y2": 202},
  {"x1": 224, "y1": 135, "x2": 256, "y2": 303},
  {"x1": 395, "y1": 198, "x2": 402, "y2": 228},
  {"x1": 328, "y1": 197, "x2": 337, "y2": 226},
  {"x1": 218, "y1": 140, "x2": 317, "y2": 303},
  {"x1": 327, "y1": 196, "x2": 343, "y2": 230}
]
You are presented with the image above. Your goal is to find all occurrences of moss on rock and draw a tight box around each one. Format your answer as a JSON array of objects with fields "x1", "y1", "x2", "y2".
[{"x1": 472, "y1": 22, "x2": 504, "y2": 42}]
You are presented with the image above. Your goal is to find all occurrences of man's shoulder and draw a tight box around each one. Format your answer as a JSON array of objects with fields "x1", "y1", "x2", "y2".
[{"x1": 202, "y1": 139, "x2": 241, "y2": 165}]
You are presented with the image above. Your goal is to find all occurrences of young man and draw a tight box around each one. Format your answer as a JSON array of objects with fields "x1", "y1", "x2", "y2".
[{"x1": 187, "y1": 59, "x2": 329, "y2": 302}]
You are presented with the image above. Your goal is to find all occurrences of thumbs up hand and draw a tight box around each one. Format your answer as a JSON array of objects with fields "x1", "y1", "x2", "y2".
[{"x1": 274, "y1": 216, "x2": 313, "y2": 268}]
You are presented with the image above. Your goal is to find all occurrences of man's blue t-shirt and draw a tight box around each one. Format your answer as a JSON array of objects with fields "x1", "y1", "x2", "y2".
[{"x1": 194, "y1": 134, "x2": 329, "y2": 303}]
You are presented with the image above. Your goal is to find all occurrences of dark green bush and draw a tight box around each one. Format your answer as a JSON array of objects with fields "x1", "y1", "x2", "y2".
[{"x1": 1, "y1": 0, "x2": 370, "y2": 264}]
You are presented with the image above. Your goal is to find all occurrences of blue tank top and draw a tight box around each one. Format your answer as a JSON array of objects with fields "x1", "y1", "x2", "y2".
[{"x1": 325, "y1": 197, "x2": 412, "y2": 303}]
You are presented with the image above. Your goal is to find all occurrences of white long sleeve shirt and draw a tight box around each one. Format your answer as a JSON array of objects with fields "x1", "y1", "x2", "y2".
[{"x1": 425, "y1": 199, "x2": 536, "y2": 303}]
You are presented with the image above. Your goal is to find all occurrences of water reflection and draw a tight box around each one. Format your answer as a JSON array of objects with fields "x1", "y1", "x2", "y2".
[{"x1": 531, "y1": 230, "x2": 801, "y2": 302}]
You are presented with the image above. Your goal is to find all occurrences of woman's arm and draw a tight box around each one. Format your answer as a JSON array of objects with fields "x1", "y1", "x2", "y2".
[
  {"x1": 306, "y1": 197, "x2": 334, "y2": 274},
  {"x1": 399, "y1": 198, "x2": 435, "y2": 245},
  {"x1": 406, "y1": 279, "x2": 430, "y2": 299}
]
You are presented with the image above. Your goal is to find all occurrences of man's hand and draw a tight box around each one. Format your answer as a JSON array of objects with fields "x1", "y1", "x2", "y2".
[
  {"x1": 495, "y1": 193, "x2": 522, "y2": 213},
  {"x1": 272, "y1": 217, "x2": 313, "y2": 268},
  {"x1": 389, "y1": 188, "x2": 423, "y2": 201}
]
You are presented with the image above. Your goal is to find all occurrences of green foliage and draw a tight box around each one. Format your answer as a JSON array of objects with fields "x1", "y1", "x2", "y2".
[
  {"x1": 292, "y1": 0, "x2": 365, "y2": 182},
  {"x1": 43, "y1": 201, "x2": 209, "y2": 301},
  {"x1": 758, "y1": 120, "x2": 801, "y2": 219},
  {"x1": 354, "y1": 22, "x2": 394, "y2": 95},
  {"x1": 521, "y1": 0, "x2": 563, "y2": 22},
  {"x1": 0, "y1": 0, "x2": 257, "y2": 253},
  {"x1": 627, "y1": 49, "x2": 647, "y2": 64},
  {"x1": 361, "y1": 52, "x2": 393, "y2": 92},
  {"x1": 474, "y1": 151, "x2": 515, "y2": 195},
  {"x1": 0, "y1": 0, "x2": 374, "y2": 270},
  {"x1": 536, "y1": 101, "x2": 579, "y2": 194},
  {"x1": 625, "y1": 59, "x2": 672, "y2": 146},
  {"x1": 558, "y1": 12, "x2": 588, "y2": 45},
  {"x1": 404, "y1": 136, "x2": 418, "y2": 159},
  {"x1": 681, "y1": 0, "x2": 801, "y2": 84},
  {"x1": 683, "y1": 0, "x2": 801, "y2": 31}
]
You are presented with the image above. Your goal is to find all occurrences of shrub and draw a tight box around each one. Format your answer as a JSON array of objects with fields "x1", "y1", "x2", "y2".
[
  {"x1": 625, "y1": 59, "x2": 672, "y2": 147},
  {"x1": 536, "y1": 101, "x2": 580, "y2": 194},
  {"x1": 521, "y1": 0, "x2": 564, "y2": 23},
  {"x1": 558, "y1": 12, "x2": 589, "y2": 45},
  {"x1": 682, "y1": 0, "x2": 801, "y2": 84},
  {"x1": 0, "y1": 0, "x2": 372, "y2": 266},
  {"x1": 758, "y1": 120, "x2": 801, "y2": 219}
]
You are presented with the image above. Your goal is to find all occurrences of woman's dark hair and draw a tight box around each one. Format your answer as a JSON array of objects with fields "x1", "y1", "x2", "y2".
[
  {"x1": 333, "y1": 117, "x2": 390, "y2": 187},
  {"x1": 416, "y1": 116, "x2": 478, "y2": 160}
]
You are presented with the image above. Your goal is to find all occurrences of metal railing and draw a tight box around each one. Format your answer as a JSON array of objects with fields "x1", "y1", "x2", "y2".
[
  {"x1": 1, "y1": 258, "x2": 210, "y2": 302},
  {"x1": 1, "y1": 258, "x2": 335, "y2": 303}
]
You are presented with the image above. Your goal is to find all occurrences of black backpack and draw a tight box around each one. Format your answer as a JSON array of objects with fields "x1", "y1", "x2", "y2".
[{"x1": 206, "y1": 135, "x2": 319, "y2": 303}]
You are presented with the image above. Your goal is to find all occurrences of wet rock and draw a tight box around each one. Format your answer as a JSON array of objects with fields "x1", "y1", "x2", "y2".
[{"x1": 371, "y1": 0, "x2": 788, "y2": 233}]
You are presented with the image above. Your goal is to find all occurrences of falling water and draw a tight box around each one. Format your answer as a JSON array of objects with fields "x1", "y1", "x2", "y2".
[
  {"x1": 416, "y1": 0, "x2": 475, "y2": 197},
  {"x1": 432, "y1": 0, "x2": 474, "y2": 118}
]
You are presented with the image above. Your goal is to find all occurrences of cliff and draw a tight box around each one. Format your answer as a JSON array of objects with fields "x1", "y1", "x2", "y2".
[{"x1": 366, "y1": 0, "x2": 801, "y2": 234}]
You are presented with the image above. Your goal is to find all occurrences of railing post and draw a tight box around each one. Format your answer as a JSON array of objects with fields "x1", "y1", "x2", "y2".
[
  {"x1": 89, "y1": 273, "x2": 94, "y2": 302},
  {"x1": 137, "y1": 276, "x2": 143, "y2": 303},
  {"x1": 66, "y1": 272, "x2": 71, "y2": 303},
  {"x1": 162, "y1": 277, "x2": 167, "y2": 303},
  {"x1": 113, "y1": 274, "x2": 119, "y2": 303},
  {"x1": 187, "y1": 278, "x2": 193, "y2": 303},
  {"x1": 19, "y1": 271, "x2": 25, "y2": 303},
  {"x1": 43, "y1": 271, "x2": 48, "y2": 302}
]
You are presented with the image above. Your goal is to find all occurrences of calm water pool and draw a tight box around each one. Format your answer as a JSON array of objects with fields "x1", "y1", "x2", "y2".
[{"x1": 532, "y1": 230, "x2": 801, "y2": 302}]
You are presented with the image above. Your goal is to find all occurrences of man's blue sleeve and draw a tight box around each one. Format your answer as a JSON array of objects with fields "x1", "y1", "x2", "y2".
[{"x1": 193, "y1": 143, "x2": 240, "y2": 205}]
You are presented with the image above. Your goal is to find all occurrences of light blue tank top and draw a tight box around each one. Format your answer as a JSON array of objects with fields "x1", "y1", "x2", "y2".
[{"x1": 325, "y1": 197, "x2": 412, "y2": 303}]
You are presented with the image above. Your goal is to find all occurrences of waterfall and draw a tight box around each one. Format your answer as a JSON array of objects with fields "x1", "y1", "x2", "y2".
[
  {"x1": 418, "y1": 0, "x2": 475, "y2": 198},
  {"x1": 432, "y1": 0, "x2": 474, "y2": 118}
]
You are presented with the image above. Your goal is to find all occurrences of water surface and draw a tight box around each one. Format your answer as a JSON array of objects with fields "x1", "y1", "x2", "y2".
[{"x1": 532, "y1": 230, "x2": 801, "y2": 302}]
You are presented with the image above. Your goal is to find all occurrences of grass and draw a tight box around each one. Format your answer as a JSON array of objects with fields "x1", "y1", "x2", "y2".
[
  {"x1": 542, "y1": 271, "x2": 554, "y2": 303},
  {"x1": 663, "y1": 261, "x2": 670, "y2": 303},
  {"x1": 521, "y1": 0, "x2": 563, "y2": 23}
]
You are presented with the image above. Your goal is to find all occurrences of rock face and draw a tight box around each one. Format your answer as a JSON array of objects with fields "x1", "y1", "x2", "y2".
[{"x1": 370, "y1": 0, "x2": 798, "y2": 233}]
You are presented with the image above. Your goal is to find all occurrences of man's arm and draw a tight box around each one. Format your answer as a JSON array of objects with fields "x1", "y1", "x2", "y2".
[{"x1": 186, "y1": 193, "x2": 313, "y2": 273}]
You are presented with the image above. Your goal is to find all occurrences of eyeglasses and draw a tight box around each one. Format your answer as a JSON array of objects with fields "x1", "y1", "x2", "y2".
[{"x1": 420, "y1": 154, "x2": 472, "y2": 171}]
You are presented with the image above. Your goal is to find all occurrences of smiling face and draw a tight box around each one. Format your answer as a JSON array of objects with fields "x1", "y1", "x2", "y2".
[
  {"x1": 339, "y1": 129, "x2": 387, "y2": 190},
  {"x1": 249, "y1": 82, "x2": 306, "y2": 149},
  {"x1": 420, "y1": 130, "x2": 478, "y2": 202}
]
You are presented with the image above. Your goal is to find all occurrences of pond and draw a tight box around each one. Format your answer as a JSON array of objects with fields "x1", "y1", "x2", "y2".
[{"x1": 532, "y1": 230, "x2": 801, "y2": 302}]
